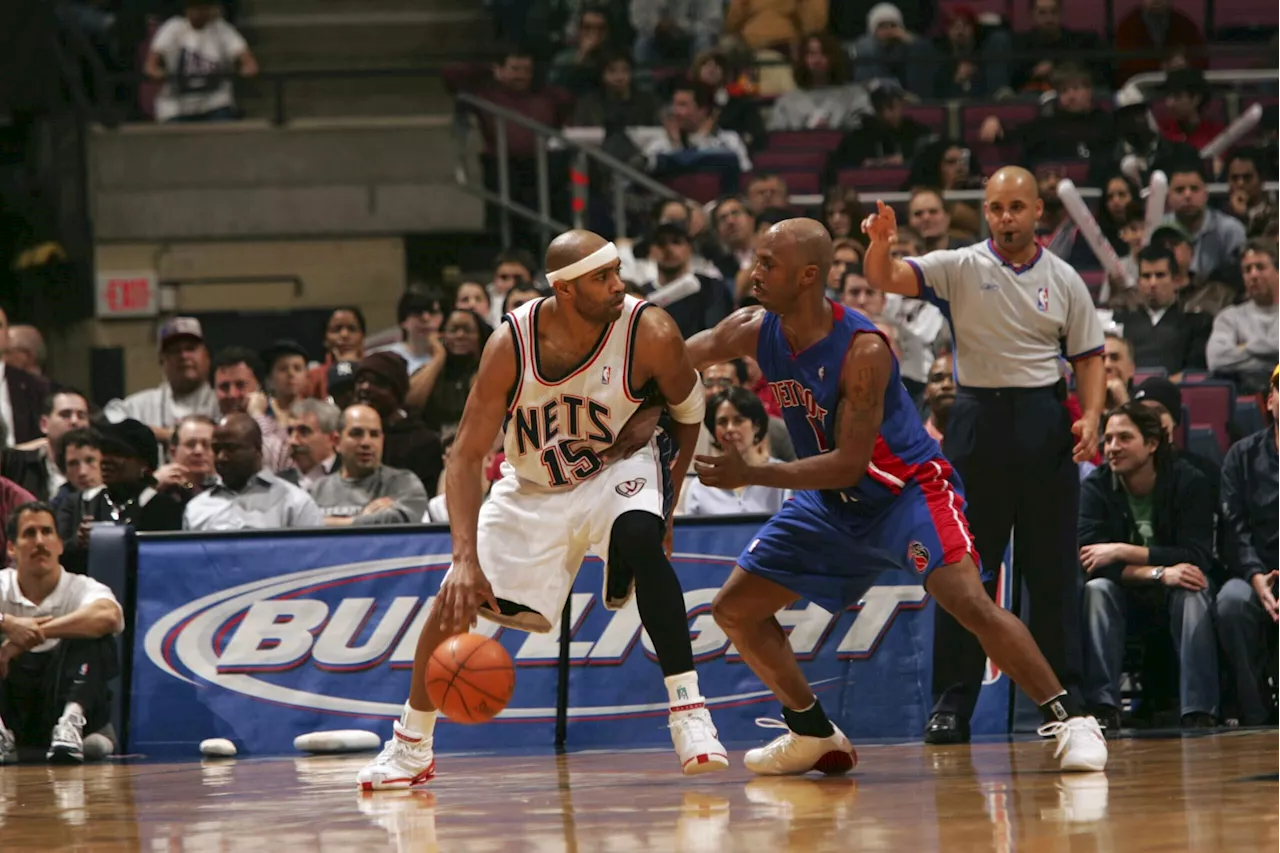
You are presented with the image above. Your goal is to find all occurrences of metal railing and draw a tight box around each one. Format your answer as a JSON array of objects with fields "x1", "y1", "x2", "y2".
[{"x1": 453, "y1": 92, "x2": 685, "y2": 247}]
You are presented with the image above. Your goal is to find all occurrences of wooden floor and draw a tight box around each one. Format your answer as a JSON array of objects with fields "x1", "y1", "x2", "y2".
[{"x1": 1, "y1": 731, "x2": 1275, "y2": 852}]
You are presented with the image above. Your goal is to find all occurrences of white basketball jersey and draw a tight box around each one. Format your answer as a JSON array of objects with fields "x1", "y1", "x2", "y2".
[{"x1": 502, "y1": 295, "x2": 649, "y2": 489}]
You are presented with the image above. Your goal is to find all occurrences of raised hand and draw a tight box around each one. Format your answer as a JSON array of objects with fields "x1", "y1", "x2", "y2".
[{"x1": 860, "y1": 200, "x2": 898, "y2": 245}]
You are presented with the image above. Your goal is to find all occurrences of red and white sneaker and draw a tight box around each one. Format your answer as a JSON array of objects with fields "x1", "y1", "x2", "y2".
[
  {"x1": 669, "y1": 707, "x2": 729, "y2": 775},
  {"x1": 743, "y1": 718, "x2": 857, "y2": 776},
  {"x1": 356, "y1": 722, "x2": 436, "y2": 791}
]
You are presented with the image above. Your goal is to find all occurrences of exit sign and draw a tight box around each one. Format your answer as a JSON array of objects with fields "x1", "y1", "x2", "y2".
[{"x1": 96, "y1": 271, "x2": 159, "y2": 318}]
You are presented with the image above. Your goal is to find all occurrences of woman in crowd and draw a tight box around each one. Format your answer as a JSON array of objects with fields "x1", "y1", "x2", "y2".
[
  {"x1": 453, "y1": 281, "x2": 493, "y2": 320},
  {"x1": 904, "y1": 139, "x2": 983, "y2": 235},
  {"x1": 822, "y1": 186, "x2": 866, "y2": 241},
  {"x1": 689, "y1": 49, "x2": 766, "y2": 150},
  {"x1": 408, "y1": 308, "x2": 493, "y2": 434},
  {"x1": 1099, "y1": 173, "x2": 1140, "y2": 255},
  {"x1": 681, "y1": 387, "x2": 788, "y2": 516},
  {"x1": 767, "y1": 33, "x2": 870, "y2": 131},
  {"x1": 308, "y1": 307, "x2": 365, "y2": 400}
]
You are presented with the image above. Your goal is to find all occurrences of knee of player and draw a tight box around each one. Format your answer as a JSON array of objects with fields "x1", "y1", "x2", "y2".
[
  {"x1": 710, "y1": 589, "x2": 745, "y2": 633},
  {"x1": 932, "y1": 579, "x2": 996, "y2": 631},
  {"x1": 609, "y1": 511, "x2": 665, "y2": 561}
]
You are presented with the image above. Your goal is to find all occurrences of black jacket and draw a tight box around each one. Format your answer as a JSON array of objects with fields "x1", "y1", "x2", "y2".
[
  {"x1": 56, "y1": 483, "x2": 187, "y2": 574},
  {"x1": 1, "y1": 448, "x2": 49, "y2": 502},
  {"x1": 1112, "y1": 304, "x2": 1212, "y2": 375},
  {"x1": 1078, "y1": 455, "x2": 1215, "y2": 584},
  {"x1": 1221, "y1": 426, "x2": 1279, "y2": 582}
]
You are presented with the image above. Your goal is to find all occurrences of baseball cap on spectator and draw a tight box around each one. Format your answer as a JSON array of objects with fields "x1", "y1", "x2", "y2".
[
  {"x1": 328, "y1": 360, "x2": 359, "y2": 394},
  {"x1": 1114, "y1": 85, "x2": 1146, "y2": 111},
  {"x1": 1133, "y1": 376, "x2": 1183, "y2": 425},
  {"x1": 262, "y1": 339, "x2": 310, "y2": 370},
  {"x1": 97, "y1": 417, "x2": 160, "y2": 465},
  {"x1": 357, "y1": 352, "x2": 410, "y2": 403},
  {"x1": 868, "y1": 79, "x2": 905, "y2": 112},
  {"x1": 653, "y1": 219, "x2": 690, "y2": 241},
  {"x1": 158, "y1": 317, "x2": 203, "y2": 353}
]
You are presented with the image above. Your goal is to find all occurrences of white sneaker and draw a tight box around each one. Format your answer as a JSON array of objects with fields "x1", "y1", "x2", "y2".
[
  {"x1": 669, "y1": 707, "x2": 729, "y2": 775},
  {"x1": 0, "y1": 726, "x2": 15, "y2": 765},
  {"x1": 1037, "y1": 716, "x2": 1109, "y2": 772},
  {"x1": 356, "y1": 722, "x2": 436, "y2": 791},
  {"x1": 47, "y1": 713, "x2": 86, "y2": 764},
  {"x1": 743, "y1": 718, "x2": 857, "y2": 776}
]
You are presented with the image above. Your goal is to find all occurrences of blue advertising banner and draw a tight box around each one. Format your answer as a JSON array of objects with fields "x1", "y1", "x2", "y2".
[{"x1": 130, "y1": 520, "x2": 1010, "y2": 757}]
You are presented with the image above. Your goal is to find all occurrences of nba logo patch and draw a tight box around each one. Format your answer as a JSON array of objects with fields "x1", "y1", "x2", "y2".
[
  {"x1": 818, "y1": 367, "x2": 825, "y2": 380},
  {"x1": 1036, "y1": 287, "x2": 1049, "y2": 312},
  {"x1": 600, "y1": 365, "x2": 612, "y2": 385},
  {"x1": 908, "y1": 541, "x2": 931, "y2": 573}
]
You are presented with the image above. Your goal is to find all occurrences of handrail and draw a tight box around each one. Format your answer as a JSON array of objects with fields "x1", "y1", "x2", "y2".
[
  {"x1": 454, "y1": 92, "x2": 684, "y2": 246},
  {"x1": 1125, "y1": 68, "x2": 1279, "y2": 93}
]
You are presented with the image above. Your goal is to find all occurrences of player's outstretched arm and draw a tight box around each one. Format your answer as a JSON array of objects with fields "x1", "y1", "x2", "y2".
[
  {"x1": 696, "y1": 332, "x2": 890, "y2": 491},
  {"x1": 438, "y1": 325, "x2": 515, "y2": 633},
  {"x1": 861, "y1": 200, "x2": 923, "y2": 297},
  {"x1": 686, "y1": 305, "x2": 764, "y2": 369}
]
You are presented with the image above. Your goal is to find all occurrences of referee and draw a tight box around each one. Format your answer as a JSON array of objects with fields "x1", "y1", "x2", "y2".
[{"x1": 862, "y1": 166, "x2": 1106, "y2": 744}]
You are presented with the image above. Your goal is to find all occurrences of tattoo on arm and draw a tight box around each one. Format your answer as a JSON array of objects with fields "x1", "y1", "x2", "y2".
[{"x1": 836, "y1": 339, "x2": 889, "y2": 457}]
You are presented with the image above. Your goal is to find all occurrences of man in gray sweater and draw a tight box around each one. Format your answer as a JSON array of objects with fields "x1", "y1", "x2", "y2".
[
  {"x1": 310, "y1": 404, "x2": 428, "y2": 526},
  {"x1": 1207, "y1": 240, "x2": 1279, "y2": 394}
]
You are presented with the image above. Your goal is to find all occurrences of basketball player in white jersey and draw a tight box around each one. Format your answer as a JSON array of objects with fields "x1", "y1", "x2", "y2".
[{"x1": 357, "y1": 230, "x2": 728, "y2": 790}]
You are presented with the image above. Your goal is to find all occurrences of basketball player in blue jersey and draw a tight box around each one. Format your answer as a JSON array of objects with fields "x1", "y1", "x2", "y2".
[{"x1": 685, "y1": 218, "x2": 1108, "y2": 774}]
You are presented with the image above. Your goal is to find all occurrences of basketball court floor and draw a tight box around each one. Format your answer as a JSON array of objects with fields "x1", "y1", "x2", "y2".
[{"x1": 1, "y1": 730, "x2": 1275, "y2": 852}]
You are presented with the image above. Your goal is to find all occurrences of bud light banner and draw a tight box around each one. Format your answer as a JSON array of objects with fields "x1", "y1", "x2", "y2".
[{"x1": 129, "y1": 522, "x2": 1009, "y2": 758}]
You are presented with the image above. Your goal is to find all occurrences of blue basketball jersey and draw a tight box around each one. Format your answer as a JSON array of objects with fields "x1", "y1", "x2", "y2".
[{"x1": 755, "y1": 301, "x2": 942, "y2": 509}]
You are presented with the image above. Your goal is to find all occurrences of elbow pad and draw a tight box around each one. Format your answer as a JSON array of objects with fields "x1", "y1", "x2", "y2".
[{"x1": 667, "y1": 377, "x2": 706, "y2": 425}]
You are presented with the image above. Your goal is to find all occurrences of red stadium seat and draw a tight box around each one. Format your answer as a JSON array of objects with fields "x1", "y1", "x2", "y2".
[
  {"x1": 1215, "y1": 0, "x2": 1280, "y2": 28},
  {"x1": 1037, "y1": 161, "x2": 1091, "y2": 183},
  {"x1": 972, "y1": 144, "x2": 1019, "y2": 175},
  {"x1": 1079, "y1": 269, "x2": 1105, "y2": 304},
  {"x1": 766, "y1": 130, "x2": 844, "y2": 150},
  {"x1": 836, "y1": 166, "x2": 910, "y2": 191},
  {"x1": 751, "y1": 150, "x2": 828, "y2": 171},
  {"x1": 1180, "y1": 380, "x2": 1234, "y2": 455},
  {"x1": 1113, "y1": 0, "x2": 1204, "y2": 31},
  {"x1": 1011, "y1": 0, "x2": 1106, "y2": 34},
  {"x1": 662, "y1": 172, "x2": 723, "y2": 204},
  {"x1": 902, "y1": 104, "x2": 948, "y2": 133},
  {"x1": 1134, "y1": 367, "x2": 1168, "y2": 384}
]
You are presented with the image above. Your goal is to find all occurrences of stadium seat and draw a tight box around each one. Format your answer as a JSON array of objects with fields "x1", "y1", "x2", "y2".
[
  {"x1": 1179, "y1": 370, "x2": 1211, "y2": 383},
  {"x1": 1079, "y1": 269, "x2": 1105, "y2": 304},
  {"x1": 1187, "y1": 425, "x2": 1223, "y2": 466},
  {"x1": 972, "y1": 144, "x2": 1020, "y2": 174},
  {"x1": 1134, "y1": 367, "x2": 1168, "y2": 384},
  {"x1": 1234, "y1": 396, "x2": 1265, "y2": 436},
  {"x1": 1214, "y1": 0, "x2": 1280, "y2": 30},
  {"x1": 902, "y1": 104, "x2": 949, "y2": 134},
  {"x1": 1038, "y1": 161, "x2": 1090, "y2": 183},
  {"x1": 1113, "y1": 0, "x2": 1205, "y2": 31},
  {"x1": 766, "y1": 130, "x2": 844, "y2": 151},
  {"x1": 751, "y1": 150, "x2": 828, "y2": 171},
  {"x1": 1010, "y1": 0, "x2": 1106, "y2": 35},
  {"x1": 662, "y1": 172, "x2": 723, "y2": 204},
  {"x1": 1180, "y1": 380, "x2": 1235, "y2": 455},
  {"x1": 836, "y1": 166, "x2": 910, "y2": 190}
]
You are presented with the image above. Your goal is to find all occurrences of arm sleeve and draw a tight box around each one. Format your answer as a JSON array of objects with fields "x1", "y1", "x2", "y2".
[
  {"x1": 1220, "y1": 443, "x2": 1265, "y2": 581},
  {"x1": 149, "y1": 18, "x2": 181, "y2": 55},
  {"x1": 292, "y1": 493, "x2": 327, "y2": 528},
  {"x1": 1185, "y1": 313, "x2": 1212, "y2": 370},
  {"x1": 219, "y1": 21, "x2": 248, "y2": 57},
  {"x1": 351, "y1": 471, "x2": 429, "y2": 526},
  {"x1": 1078, "y1": 476, "x2": 1126, "y2": 582},
  {"x1": 903, "y1": 249, "x2": 964, "y2": 303},
  {"x1": 1205, "y1": 309, "x2": 1250, "y2": 372},
  {"x1": 766, "y1": 93, "x2": 803, "y2": 131},
  {"x1": 1147, "y1": 466, "x2": 1215, "y2": 571},
  {"x1": 1064, "y1": 270, "x2": 1105, "y2": 360}
]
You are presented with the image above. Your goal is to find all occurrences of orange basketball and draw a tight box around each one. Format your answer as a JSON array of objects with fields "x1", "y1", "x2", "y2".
[{"x1": 426, "y1": 634, "x2": 516, "y2": 724}]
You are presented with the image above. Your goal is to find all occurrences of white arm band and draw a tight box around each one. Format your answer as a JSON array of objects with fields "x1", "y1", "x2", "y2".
[{"x1": 667, "y1": 377, "x2": 706, "y2": 425}]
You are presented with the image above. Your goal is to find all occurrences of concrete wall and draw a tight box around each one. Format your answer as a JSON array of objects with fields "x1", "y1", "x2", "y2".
[
  {"x1": 89, "y1": 117, "x2": 483, "y2": 240},
  {"x1": 51, "y1": 238, "x2": 405, "y2": 398}
]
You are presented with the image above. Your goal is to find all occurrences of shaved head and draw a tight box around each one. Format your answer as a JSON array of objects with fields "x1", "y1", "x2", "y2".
[
  {"x1": 218, "y1": 412, "x2": 262, "y2": 451},
  {"x1": 984, "y1": 166, "x2": 1043, "y2": 258},
  {"x1": 769, "y1": 218, "x2": 833, "y2": 281},
  {"x1": 986, "y1": 166, "x2": 1038, "y2": 202},
  {"x1": 545, "y1": 230, "x2": 609, "y2": 282}
]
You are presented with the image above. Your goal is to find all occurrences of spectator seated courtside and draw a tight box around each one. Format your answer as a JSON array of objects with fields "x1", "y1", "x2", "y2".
[{"x1": 310, "y1": 404, "x2": 428, "y2": 526}]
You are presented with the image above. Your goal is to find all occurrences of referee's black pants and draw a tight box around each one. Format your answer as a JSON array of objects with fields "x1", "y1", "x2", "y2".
[{"x1": 930, "y1": 385, "x2": 1084, "y2": 722}]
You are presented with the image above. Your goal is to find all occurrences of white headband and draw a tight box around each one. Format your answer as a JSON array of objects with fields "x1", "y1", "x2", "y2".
[{"x1": 547, "y1": 242, "x2": 619, "y2": 284}]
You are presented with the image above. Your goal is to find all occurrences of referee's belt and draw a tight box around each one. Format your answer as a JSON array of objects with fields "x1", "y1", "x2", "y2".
[{"x1": 957, "y1": 380, "x2": 1068, "y2": 402}]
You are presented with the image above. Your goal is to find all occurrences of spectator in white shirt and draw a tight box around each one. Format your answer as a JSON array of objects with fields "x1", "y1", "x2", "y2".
[
  {"x1": 0, "y1": 501, "x2": 124, "y2": 763},
  {"x1": 281, "y1": 398, "x2": 340, "y2": 491},
  {"x1": 682, "y1": 387, "x2": 788, "y2": 516},
  {"x1": 183, "y1": 414, "x2": 323, "y2": 531},
  {"x1": 1206, "y1": 240, "x2": 1280, "y2": 394},
  {"x1": 103, "y1": 317, "x2": 220, "y2": 447},
  {"x1": 144, "y1": 0, "x2": 259, "y2": 123}
]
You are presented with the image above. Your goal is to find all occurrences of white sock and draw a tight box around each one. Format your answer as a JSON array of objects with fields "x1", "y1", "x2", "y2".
[
  {"x1": 61, "y1": 702, "x2": 85, "y2": 724},
  {"x1": 400, "y1": 701, "x2": 437, "y2": 737},
  {"x1": 664, "y1": 671, "x2": 704, "y2": 711}
]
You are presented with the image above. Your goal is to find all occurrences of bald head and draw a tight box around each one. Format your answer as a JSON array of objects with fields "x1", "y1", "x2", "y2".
[
  {"x1": 986, "y1": 166, "x2": 1038, "y2": 202},
  {"x1": 545, "y1": 230, "x2": 609, "y2": 282},
  {"x1": 217, "y1": 413, "x2": 262, "y2": 451},
  {"x1": 769, "y1": 218, "x2": 833, "y2": 278}
]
